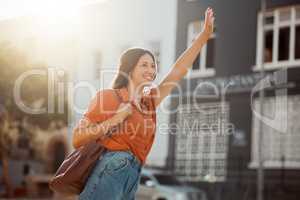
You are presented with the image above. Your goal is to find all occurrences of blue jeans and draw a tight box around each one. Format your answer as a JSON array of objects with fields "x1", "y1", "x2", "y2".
[{"x1": 79, "y1": 149, "x2": 142, "y2": 200}]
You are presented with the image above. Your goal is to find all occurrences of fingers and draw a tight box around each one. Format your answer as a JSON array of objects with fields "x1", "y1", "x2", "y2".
[
  {"x1": 203, "y1": 7, "x2": 215, "y2": 36},
  {"x1": 126, "y1": 104, "x2": 133, "y2": 114},
  {"x1": 205, "y1": 8, "x2": 215, "y2": 28},
  {"x1": 206, "y1": 7, "x2": 214, "y2": 19},
  {"x1": 117, "y1": 102, "x2": 132, "y2": 114},
  {"x1": 207, "y1": 7, "x2": 213, "y2": 13}
]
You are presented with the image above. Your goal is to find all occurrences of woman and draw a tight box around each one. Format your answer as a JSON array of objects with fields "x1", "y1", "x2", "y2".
[{"x1": 72, "y1": 7, "x2": 215, "y2": 200}]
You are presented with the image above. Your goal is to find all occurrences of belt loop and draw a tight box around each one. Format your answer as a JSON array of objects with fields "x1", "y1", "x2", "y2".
[{"x1": 125, "y1": 150, "x2": 142, "y2": 167}]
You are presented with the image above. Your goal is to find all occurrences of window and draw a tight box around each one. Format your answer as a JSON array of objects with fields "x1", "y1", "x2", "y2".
[
  {"x1": 94, "y1": 51, "x2": 102, "y2": 79},
  {"x1": 254, "y1": 6, "x2": 300, "y2": 70},
  {"x1": 140, "y1": 175, "x2": 152, "y2": 185},
  {"x1": 174, "y1": 102, "x2": 229, "y2": 182},
  {"x1": 250, "y1": 95, "x2": 300, "y2": 168},
  {"x1": 186, "y1": 21, "x2": 216, "y2": 78},
  {"x1": 153, "y1": 174, "x2": 182, "y2": 186},
  {"x1": 296, "y1": 25, "x2": 300, "y2": 59}
]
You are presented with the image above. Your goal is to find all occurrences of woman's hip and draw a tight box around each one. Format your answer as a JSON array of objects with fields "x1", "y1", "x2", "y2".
[
  {"x1": 84, "y1": 149, "x2": 142, "y2": 186},
  {"x1": 79, "y1": 149, "x2": 142, "y2": 199},
  {"x1": 100, "y1": 149, "x2": 142, "y2": 174}
]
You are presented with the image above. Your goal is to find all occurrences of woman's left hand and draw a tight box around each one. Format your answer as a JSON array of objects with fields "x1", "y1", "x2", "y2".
[{"x1": 202, "y1": 7, "x2": 215, "y2": 38}]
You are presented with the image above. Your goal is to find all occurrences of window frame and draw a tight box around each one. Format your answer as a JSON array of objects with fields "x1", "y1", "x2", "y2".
[
  {"x1": 174, "y1": 102, "x2": 229, "y2": 182},
  {"x1": 249, "y1": 95, "x2": 300, "y2": 169},
  {"x1": 253, "y1": 6, "x2": 300, "y2": 71},
  {"x1": 185, "y1": 20, "x2": 216, "y2": 78},
  {"x1": 140, "y1": 175, "x2": 153, "y2": 186}
]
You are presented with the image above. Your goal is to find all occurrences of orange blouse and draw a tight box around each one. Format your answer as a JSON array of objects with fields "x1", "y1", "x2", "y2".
[{"x1": 75, "y1": 87, "x2": 157, "y2": 165}]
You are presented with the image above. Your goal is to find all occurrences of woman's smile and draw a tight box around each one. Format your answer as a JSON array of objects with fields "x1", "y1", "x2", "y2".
[{"x1": 142, "y1": 74, "x2": 154, "y2": 81}]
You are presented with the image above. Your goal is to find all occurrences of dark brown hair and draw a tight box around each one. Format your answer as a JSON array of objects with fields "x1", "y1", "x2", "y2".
[{"x1": 112, "y1": 47, "x2": 156, "y2": 89}]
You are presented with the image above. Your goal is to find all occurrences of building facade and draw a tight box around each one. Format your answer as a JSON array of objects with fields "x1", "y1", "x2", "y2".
[{"x1": 169, "y1": 0, "x2": 300, "y2": 199}]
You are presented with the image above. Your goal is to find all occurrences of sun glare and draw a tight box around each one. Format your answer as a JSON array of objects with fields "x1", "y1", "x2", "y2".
[
  {"x1": 1, "y1": 0, "x2": 110, "y2": 20},
  {"x1": 27, "y1": 0, "x2": 81, "y2": 20}
]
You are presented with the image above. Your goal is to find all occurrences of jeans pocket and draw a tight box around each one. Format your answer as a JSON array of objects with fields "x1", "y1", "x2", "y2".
[{"x1": 105, "y1": 154, "x2": 129, "y2": 175}]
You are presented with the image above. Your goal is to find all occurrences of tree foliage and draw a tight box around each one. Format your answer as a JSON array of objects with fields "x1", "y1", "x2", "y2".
[{"x1": 0, "y1": 41, "x2": 69, "y2": 129}]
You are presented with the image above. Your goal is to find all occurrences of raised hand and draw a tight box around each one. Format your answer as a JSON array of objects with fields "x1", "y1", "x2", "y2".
[{"x1": 203, "y1": 7, "x2": 215, "y2": 37}]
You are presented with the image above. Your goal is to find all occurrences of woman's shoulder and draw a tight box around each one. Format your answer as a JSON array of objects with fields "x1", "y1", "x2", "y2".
[
  {"x1": 88, "y1": 89, "x2": 119, "y2": 110},
  {"x1": 95, "y1": 88, "x2": 116, "y2": 97},
  {"x1": 84, "y1": 88, "x2": 120, "y2": 122},
  {"x1": 93, "y1": 88, "x2": 120, "y2": 103}
]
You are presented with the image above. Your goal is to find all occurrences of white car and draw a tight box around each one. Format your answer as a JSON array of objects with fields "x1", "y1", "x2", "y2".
[{"x1": 135, "y1": 168, "x2": 207, "y2": 200}]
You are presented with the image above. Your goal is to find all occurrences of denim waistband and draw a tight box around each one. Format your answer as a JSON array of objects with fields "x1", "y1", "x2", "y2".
[{"x1": 104, "y1": 149, "x2": 142, "y2": 173}]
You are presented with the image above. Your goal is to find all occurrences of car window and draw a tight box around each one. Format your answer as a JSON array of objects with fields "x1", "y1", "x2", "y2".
[
  {"x1": 140, "y1": 175, "x2": 152, "y2": 185},
  {"x1": 153, "y1": 174, "x2": 182, "y2": 186}
]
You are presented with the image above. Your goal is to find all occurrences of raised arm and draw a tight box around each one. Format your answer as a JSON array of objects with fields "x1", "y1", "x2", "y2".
[{"x1": 153, "y1": 7, "x2": 215, "y2": 107}]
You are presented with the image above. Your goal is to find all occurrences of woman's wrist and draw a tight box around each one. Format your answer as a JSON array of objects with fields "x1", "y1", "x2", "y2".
[
  {"x1": 103, "y1": 115, "x2": 123, "y2": 138},
  {"x1": 82, "y1": 114, "x2": 123, "y2": 141},
  {"x1": 197, "y1": 30, "x2": 210, "y2": 42},
  {"x1": 110, "y1": 113, "x2": 125, "y2": 125},
  {"x1": 101, "y1": 114, "x2": 124, "y2": 135}
]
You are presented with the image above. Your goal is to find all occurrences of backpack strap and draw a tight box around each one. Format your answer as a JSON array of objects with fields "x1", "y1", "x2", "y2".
[
  {"x1": 103, "y1": 89, "x2": 124, "y2": 137},
  {"x1": 113, "y1": 89, "x2": 124, "y2": 104}
]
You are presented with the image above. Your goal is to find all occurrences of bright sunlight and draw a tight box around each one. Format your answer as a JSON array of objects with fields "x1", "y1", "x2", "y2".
[{"x1": 0, "y1": 0, "x2": 108, "y2": 20}]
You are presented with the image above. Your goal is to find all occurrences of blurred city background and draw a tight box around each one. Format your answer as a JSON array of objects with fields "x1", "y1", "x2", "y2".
[{"x1": 0, "y1": 0, "x2": 300, "y2": 200}]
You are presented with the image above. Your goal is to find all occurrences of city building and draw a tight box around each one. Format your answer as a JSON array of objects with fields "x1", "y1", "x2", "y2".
[{"x1": 169, "y1": 0, "x2": 300, "y2": 199}]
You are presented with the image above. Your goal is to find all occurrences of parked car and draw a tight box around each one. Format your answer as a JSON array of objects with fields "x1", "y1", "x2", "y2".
[{"x1": 136, "y1": 168, "x2": 207, "y2": 200}]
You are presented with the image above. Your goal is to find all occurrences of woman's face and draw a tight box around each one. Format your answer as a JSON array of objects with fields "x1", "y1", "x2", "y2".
[{"x1": 130, "y1": 53, "x2": 157, "y2": 87}]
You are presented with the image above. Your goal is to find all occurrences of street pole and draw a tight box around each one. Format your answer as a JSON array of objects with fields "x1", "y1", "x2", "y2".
[{"x1": 257, "y1": 0, "x2": 266, "y2": 200}]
